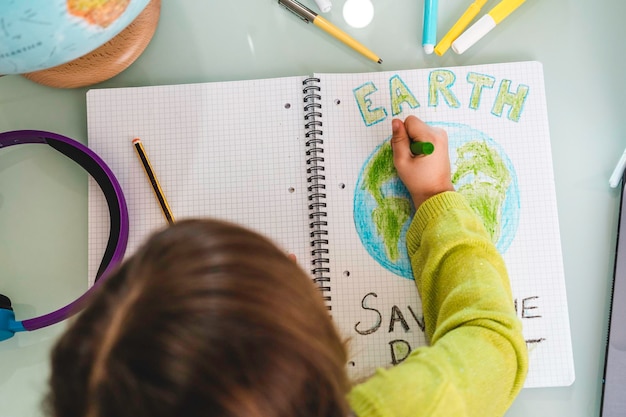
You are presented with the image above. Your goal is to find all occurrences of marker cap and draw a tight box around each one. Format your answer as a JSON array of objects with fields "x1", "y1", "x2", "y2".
[
  {"x1": 410, "y1": 141, "x2": 435, "y2": 155},
  {"x1": 451, "y1": 14, "x2": 496, "y2": 54}
]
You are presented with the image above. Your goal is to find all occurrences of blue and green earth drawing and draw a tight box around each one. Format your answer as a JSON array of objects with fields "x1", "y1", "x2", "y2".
[{"x1": 354, "y1": 122, "x2": 520, "y2": 280}]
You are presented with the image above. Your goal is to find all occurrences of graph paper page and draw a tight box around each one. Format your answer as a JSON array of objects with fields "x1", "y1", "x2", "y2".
[
  {"x1": 87, "y1": 77, "x2": 312, "y2": 285},
  {"x1": 315, "y1": 61, "x2": 574, "y2": 387}
]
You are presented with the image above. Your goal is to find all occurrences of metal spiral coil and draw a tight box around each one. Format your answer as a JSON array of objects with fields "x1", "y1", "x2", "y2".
[{"x1": 303, "y1": 76, "x2": 331, "y2": 309}]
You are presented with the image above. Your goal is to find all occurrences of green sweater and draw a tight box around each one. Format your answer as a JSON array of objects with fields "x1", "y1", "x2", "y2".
[{"x1": 348, "y1": 192, "x2": 528, "y2": 417}]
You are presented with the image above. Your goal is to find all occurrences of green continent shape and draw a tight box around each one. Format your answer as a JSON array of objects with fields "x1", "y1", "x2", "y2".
[
  {"x1": 371, "y1": 197, "x2": 411, "y2": 261},
  {"x1": 452, "y1": 140, "x2": 511, "y2": 244},
  {"x1": 362, "y1": 142, "x2": 411, "y2": 261},
  {"x1": 362, "y1": 142, "x2": 396, "y2": 201}
]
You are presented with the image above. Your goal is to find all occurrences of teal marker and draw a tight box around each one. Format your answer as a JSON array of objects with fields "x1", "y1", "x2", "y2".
[
  {"x1": 422, "y1": 0, "x2": 438, "y2": 54},
  {"x1": 410, "y1": 141, "x2": 435, "y2": 155}
]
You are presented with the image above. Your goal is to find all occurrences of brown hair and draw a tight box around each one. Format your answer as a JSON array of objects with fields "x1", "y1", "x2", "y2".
[{"x1": 46, "y1": 219, "x2": 350, "y2": 417}]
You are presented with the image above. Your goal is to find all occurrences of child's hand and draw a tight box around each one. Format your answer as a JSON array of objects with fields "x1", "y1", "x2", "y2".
[{"x1": 390, "y1": 115, "x2": 455, "y2": 209}]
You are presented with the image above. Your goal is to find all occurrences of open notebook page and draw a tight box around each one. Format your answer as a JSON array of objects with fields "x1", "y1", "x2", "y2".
[
  {"x1": 316, "y1": 62, "x2": 574, "y2": 387},
  {"x1": 87, "y1": 76, "x2": 312, "y2": 285}
]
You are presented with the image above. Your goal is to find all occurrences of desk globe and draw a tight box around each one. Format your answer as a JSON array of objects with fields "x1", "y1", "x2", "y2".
[{"x1": 0, "y1": 0, "x2": 160, "y2": 88}]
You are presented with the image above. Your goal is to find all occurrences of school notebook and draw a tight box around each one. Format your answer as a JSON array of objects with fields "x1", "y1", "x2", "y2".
[{"x1": 87, "y1": 61, "x2": 574, "y2": 388}]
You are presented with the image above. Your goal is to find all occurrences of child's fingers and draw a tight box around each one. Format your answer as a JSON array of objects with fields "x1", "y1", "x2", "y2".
[
  {"x1": 405, "y1": 116, "x2": 450, "y2": 162},
  {"x1": 404, "y1": 115, "x2": 436, "y2": 143},
  {"x1": 390, "y1": 118, "x2": 412, "y2": 165}
]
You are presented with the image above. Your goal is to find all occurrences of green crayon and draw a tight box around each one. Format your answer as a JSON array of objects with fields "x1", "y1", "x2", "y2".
[{"x1": 410, "y1": 141, "x2": 435, "y2": 155}]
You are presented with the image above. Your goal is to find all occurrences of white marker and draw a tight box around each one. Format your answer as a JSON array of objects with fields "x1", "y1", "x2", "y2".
[
  {"x1": 452, "y1": 0, "x2": 526, "y2": 54},
  {"x1": 610, "y1": 148, "x2": 626, "y2": 188},
  {"x1": 314, "y1": 0, "x2": 332, "y2": 13}
]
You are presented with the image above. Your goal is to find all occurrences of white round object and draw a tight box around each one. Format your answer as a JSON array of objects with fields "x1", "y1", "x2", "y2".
[{"x1": 343, "y1": 0, "x2": 375, "y2": 29}]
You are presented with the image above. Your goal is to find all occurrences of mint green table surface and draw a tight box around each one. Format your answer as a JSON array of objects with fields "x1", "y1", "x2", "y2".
[{"x1": 1, "y1": 1, "x2": 623, "y2": 416}]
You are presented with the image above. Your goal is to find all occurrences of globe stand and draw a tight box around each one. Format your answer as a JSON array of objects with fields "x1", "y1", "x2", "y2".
[{"x1": 22, "y1": 0, "x2": 161, "y2": 89}]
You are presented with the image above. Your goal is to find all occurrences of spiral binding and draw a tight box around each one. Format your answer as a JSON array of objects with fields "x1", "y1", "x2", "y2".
[{"x1": 303, "y1": 77, "x2": 331, "y2": 308}]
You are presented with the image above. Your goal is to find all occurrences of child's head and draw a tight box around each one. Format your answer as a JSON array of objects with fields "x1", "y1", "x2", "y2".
[{"x1": 46, "y1": 219, "x2": 350, "y2": 417}]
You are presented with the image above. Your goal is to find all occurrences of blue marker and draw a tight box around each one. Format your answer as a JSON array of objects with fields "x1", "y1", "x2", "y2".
[{"x1": 422, "y1": 0, "x2": 438, "y2": 54}]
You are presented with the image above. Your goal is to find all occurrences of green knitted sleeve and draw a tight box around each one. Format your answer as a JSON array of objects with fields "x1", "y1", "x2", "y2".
[{"x1": 348, "y1": 192, "x2": 528, "y2": 417}]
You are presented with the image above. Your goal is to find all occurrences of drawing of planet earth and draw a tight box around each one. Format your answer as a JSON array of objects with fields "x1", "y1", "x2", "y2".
[
  {"x1": 0, "y1": 0, "x2": 149, "y2": 74},
  {"x1": 354, "y1": 122, "x2": 520, "y2": 280}
]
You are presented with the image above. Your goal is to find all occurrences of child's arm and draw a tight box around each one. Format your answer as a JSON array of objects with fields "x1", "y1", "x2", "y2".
[{"x1": 348, "y1": 116, "x2": 528, "y2": 417}]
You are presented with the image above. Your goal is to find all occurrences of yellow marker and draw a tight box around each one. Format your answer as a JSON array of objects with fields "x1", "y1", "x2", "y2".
[
  {"x1": 434, "y1": 0, "x2": 488, "y2": 56},
  {"x1": 132, "y1": 138, "x2": 175, "y2": 225},
  {"x1": 278, "y1": 0, "x2": 382, "y2": 64},
  {"x1": 489, "y1": 0, "x2": 527, "y2": 23},
  {"x1": 452, "y1": 0, "x2": 527, "y2": 54}
]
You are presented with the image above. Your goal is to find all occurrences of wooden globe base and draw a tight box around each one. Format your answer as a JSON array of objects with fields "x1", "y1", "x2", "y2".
[{"x1": 22, "y1": 0, "x2": 161, "y2": 89}]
